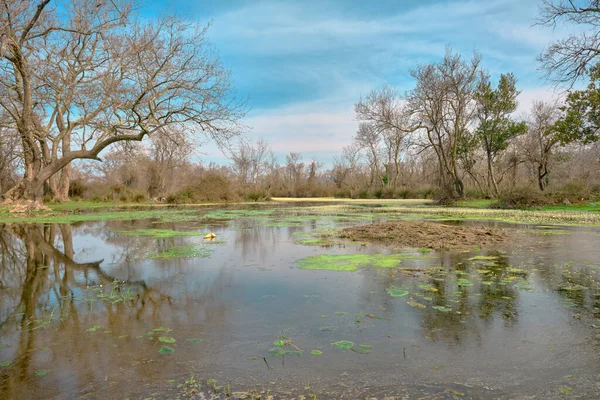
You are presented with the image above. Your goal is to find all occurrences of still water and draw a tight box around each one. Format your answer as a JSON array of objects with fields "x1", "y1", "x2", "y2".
[{"x1": 1, "y1": 205, "x2": 600, "y2": 399}]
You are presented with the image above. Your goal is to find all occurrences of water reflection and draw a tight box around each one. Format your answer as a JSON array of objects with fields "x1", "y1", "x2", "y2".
[{"x1": 0, "y1": 216, "x2": 599, "y2": 399}]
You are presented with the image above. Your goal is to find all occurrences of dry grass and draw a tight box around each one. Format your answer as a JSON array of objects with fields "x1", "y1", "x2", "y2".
[{"x1": 271, "y1": 197, "x2": 433, "y2": 205}]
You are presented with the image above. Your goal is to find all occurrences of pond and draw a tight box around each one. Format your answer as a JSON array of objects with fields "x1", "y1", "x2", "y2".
[{"x1": 1, "y1": 203, "x2": 600, "y2": 399}]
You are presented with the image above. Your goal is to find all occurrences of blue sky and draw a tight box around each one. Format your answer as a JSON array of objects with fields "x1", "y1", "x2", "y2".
[{"x1": 147, "y1": 0, "x2": 570, "y2": 166}]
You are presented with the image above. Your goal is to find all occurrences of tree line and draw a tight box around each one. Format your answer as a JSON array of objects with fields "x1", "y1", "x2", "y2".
[{"x1": 1, "y1": 0, "x2": 600, "y2": 207}]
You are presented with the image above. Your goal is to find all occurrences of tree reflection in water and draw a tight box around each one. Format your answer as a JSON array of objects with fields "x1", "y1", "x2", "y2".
[{"x1": 0, "y1": 223, "x2": 174, "y2": 399}]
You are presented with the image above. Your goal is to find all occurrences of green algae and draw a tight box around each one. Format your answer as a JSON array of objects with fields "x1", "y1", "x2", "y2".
[
  {"x1": 0, "y1": 208, "x2": 202, "y2": 224},
  {"x1": 147, "y1": 245, "x2": 212, "y2": 259},
  {"x1": 468, "y1": 256, "x2": 499, "y2": 261},
  {"x1": 117, "y1": 229, "x2": 201, "y2": 238},
  {"x1": 296, "y1": 253, "x2": 417, "y2": 272}
]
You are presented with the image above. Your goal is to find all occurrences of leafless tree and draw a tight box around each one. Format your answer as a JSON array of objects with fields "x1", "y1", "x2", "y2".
[
  {"x1": 230, "y1": 138, "x2": 274, "y2": 190},
  {"x1": 523, "y1": 101, "x2": 563, "y2": 191},
  {"x1": 355, "y1": 86, "x2": 419, "y2": 188},
  {"x1": 408, "y1": 50, "x2": 483, "y2": 198},
  {"x1": 0, "y1": 0, "x2": 245, "y2": 207},
  {"x1": 537, "y1": 0, "x2": 600, "y2": 85}
]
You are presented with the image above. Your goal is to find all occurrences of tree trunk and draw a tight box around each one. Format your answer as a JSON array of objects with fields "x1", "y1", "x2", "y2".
[
  {"x1": 486, "y1": 150, "x2": 500, "y2": 197},
  {"x1": 538, "y1": 163, "x2": 548, "y2": 191},
  {"x1": 56, "y1": 164, "x2": 71, "y2": 201},
  {"x1": 56, "y1": 131, "x2": 72, "y2": 201}
]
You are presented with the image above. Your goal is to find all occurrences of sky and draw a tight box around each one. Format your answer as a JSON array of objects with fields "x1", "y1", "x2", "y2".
[{"x1": 146, "y1": 0, "x2": 573, "y2": 166}]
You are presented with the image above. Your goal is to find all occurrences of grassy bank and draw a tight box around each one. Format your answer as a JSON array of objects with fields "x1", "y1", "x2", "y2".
[{"x1": 0, "y1": 198, "x2": 598, "y2": 226}]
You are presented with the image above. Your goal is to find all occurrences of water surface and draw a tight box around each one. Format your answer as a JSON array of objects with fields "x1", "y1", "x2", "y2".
[{"x1": 1, "y1": 204, "x2": 599, "y2": 399}]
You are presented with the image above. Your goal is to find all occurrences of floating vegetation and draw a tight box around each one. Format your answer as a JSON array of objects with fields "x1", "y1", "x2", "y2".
[
  {"x1": 0, "y1": 361, "x2": 11, "y2": 367},
  {"x1": 158, "y1": 346, "x2": 175, "y2": 355},
  {"x1": 319, "y1": 326, "x2": 336, "y2": 332},
  {"x1": 186, "y1": 338, "x2": 202, "y2": 344},
  {"x1": 117, "y1": 228, "x2": 201, "y2": 238},
  {"x1": 268, "y1": 334, "x2": 303, "y2": 359},
  {"x1": 296, "y1": 253, "x2": 416, "y2": 272},
  {"x1": 457, "y1": 278, "x2": 473, "y2": 287},
  {"x1": 310, "y1": 350, "x2": 323, "y2": 356},
  {"x1": 87, "y1": 325, "x2": 101, "y2": 332},
  {"x1": 386, "y1": 287, "x2": 409, "y2": 297},
  {"x1": 432, "y1": 305, "x2": 452, "y2": 312},
  {"x1": 148, "y1": 245, "x2": 212, "y2": 259},
  {"x1": 468, "y1": 256, "x2": 499, "y2": 261},
  {"x1": 35, "y1": 369, "x2": 49, "y2": 377},
  {"x1": 331, "y1": 340, "x2": 354, "y2": 350},
  {"x1": 158, "y1": 336, "x2": 176, "y2": 343},
  {"x1": 407, "y1": 299, "x2": 426, "y2": 309}
]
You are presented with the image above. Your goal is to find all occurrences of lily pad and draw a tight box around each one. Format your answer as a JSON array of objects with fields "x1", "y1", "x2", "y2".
[
  {"x1": 432, "y1": 305, "x2": 452, "y2": 312},
  {"x1": 158, "y1": 346, "x2": 175, "y2": 355},
  {"x1": 35, "y1": 369, "x2": 49, "y2": 377},
  {"x1": 386, "y1": 287, "x2": 409, "y2": 297},
  {"x1": 158, "y1": 337, "x2": 176, "y2": 344},
  {"x1": 310, "y1": 350, "x2": 323, "y2": 356},
  {"x1": 331, "y1": 340, "x2": 355, "y2": 350},
  {"x1": 0, "y1": 361, "x2": 11, "y2": 367},
  {"x1": 268, "y1": 347, "x2": 284, "y2": 356},
  {"x1": 186, "y1": 338, "x2": 203, "y2": 344},
  {"x1": 319, "y1": 326, "x2": 336, "y2": 332},
  {"x1": 87, "y1": 325, "x2": 101, "y2": 332}
]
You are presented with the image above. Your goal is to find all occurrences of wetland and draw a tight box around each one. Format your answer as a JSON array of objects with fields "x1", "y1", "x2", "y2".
[{"x1": 0, "y1": 200, "x2": 600, "y2": 399}]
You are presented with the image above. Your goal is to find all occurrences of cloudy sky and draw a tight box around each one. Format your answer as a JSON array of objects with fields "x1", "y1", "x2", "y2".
[{"x1": 148, "y1": 0, "x2": 571, "y2": 165}]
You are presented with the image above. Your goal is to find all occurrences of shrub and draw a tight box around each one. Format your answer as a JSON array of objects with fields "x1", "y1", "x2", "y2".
[
  {"x1": 358, "y1": 190, "x2": 370, "y2": 199},
  {"x1": 166, "y1": 172, "x2": 238, "y2": 204},
  {"x1": 132, "y1": 192, "x2": 147, "y2": 203},
  {"x1": 491, "y1": 187, "x2": 550, "y2": 209},
  {"x1": 68, "y1": 180, "x2": 86, "y2": 198}
]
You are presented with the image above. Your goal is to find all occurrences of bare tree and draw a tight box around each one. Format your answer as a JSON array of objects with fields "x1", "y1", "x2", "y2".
[
  {"x1": 355, "y1": 86, "x2": 418, "y2": 188},
  {"x1": 537, "y1": 0, "x2": 600, "y2": 85},
  {"x1": 523, "y1": 101, "x2": 563, "y2": 191},
  {"x1": 146, "y1": 129, "x2": 193, "y2": 198},
  {"x1": 229, "y1": 138, "x2": 274, "y2": 196},
  {"x1": 0, "y1": 0, "x2": 245, "y2": 207},
  {"x1": 408, "y1": 50, "x2": 483, "y2": 198}
]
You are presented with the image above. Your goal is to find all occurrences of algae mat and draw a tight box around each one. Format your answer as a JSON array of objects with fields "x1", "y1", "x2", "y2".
[{"x1": 296, "y1": 253, "x2": 426, "y2": 272}]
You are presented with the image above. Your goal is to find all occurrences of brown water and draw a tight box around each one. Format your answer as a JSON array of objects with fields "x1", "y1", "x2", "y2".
[{"x1": 1, "y1": 205, "x2": 600, "y2": 399}]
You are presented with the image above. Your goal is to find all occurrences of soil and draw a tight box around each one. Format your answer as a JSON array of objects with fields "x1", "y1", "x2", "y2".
[{"x1": 339, "y1": 221, "x2": 508, "y2": 250}]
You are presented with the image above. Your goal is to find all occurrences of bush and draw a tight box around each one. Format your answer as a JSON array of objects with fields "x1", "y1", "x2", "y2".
[
  {"x1": 491, "y1": 187, "x2": 550, "y2": 209},
  {"x1": 358, "y1": 190, "x2": 370, "y2": 199},
  {"x1": 69, "y1": 180, "x2": 87, "y2": 198},
  {"x1": 166, "y1": 172, "x2": 238, "y2": 204},
  {"x1": 245, "y1": 189, "x2": 271, "y2": 202},
  {"x1": 132, "y1": 192, "x2": 147, "y2": 203}
]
